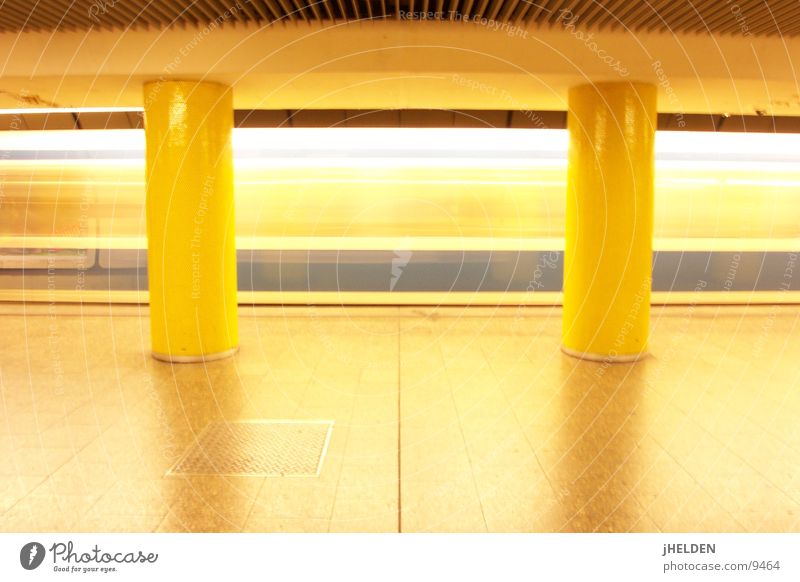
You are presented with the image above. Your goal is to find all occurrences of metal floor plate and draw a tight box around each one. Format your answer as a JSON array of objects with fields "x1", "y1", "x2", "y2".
[{"x1": 168, "y1": 420, "x2": 334, "y2": 477}]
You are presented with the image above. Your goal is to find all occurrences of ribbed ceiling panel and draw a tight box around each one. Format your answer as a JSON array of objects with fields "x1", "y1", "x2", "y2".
[{"x1": 1, "y1": 0, "x2": 798, "y2": 36}]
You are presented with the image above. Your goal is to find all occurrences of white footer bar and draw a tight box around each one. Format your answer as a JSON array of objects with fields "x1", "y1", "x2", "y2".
[{"x1": 1, "y1": 533, "x2": 797, "y2": 581}]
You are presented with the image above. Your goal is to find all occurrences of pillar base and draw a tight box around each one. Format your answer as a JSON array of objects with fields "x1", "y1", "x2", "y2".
[
  {"x1": 151, "y1": 346, "x2": 239, "y2": 364},
  {"x1": 560, "y1": 345, "x2": 647, "y2": 363}
]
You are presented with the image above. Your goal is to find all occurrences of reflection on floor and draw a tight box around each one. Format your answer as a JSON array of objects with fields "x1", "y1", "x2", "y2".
[{"x1": 1, "y1": 304, "x2": 799, "y2": 532}]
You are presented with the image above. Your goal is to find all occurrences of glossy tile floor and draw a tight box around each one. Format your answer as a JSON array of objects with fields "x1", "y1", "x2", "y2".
[{"x1": 1, "y1": 303, "x2": 799, "y2": 532}]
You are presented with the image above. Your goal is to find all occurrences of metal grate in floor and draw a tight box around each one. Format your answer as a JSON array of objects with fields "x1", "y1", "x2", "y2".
[{"x1": 168, "y1": 420, "x2": 334, "y2": 477}]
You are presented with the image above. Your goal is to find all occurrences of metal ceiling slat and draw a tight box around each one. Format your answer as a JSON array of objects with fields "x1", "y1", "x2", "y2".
[
  {"x1": 664, "y1": 2, "x2": 728, "y2": 33},
  {"x1": 274, "y1": 0, "x2": 297, "y2": 19},
  {"x1": 93, "y1": 9, "x2": 132, "y2": 31},
  {"x1": 0, "y1": 1, "x2": 19, "y2": 29},
  {"x1": 498, "y1": 0, "x2": 521, "y2": 21},
  {"x1": 461, "y1": 0, "x2": 476, "y2": 19},
  {"x1": 89, "y1": 0, "x2": 142, "y2": 30},
  {"x1": 306, "y1": 0, "x2": 324, "y2": 19},
  {"x1": 111, "y1": 0, "x2": 166, "y2": 28},
  {"x1": 246, "y1": 0, "x2": 275, "y2": 22},
  {"x1": 546, "y1": 0, "x2": 587, "y2": 26},
  {"x1": 175, "y1": 2, "x2": 208, "y2": 26},
  {"x1": 619, "y1": 0, "x2": 662, "y2": 30},
  {"x1": 511, "y1": 0, "x2": 533, "y2": 23},
  {"x1": 773, "y1": 13, "x2": 800, "y2": 36},
  {"x1": 180, "y1": 0, "x2": 217, "y2": 23},
  {"x1": 607, "y1": 0, "x2": 660, "y2": 31},
  {"x1": 262, "y1": 0, "x2": 286, "y2": 20},
  {"x1": 304, "y1": 0, "x2": 323, "y2": 20},
  {"x1": 0, "y1": 0, "x2": 798, "y2": 34},
  {"x1": 204, "y1": 0, "x2": 245, "y2": 23},
  {"x1": 510, "y1": 0, "x2": 530, "y2": 21},
  {"x1": 641, "y1": 2, "x2": 692, "y2": 33},
  {"x1": 524, "y1": 0, "x2": 554, "y2": 25},
  {"x1": 681, "y1": 0, "x2": 741, "y2": 32},
  {"x1": 543, "y1": 0, "x2": 573, "y2": 24},
  {"x1": 0, "y1": 2, "x2": 37, "y2": 31},
  {"x1": 711, "y1": 11, "x2": 758, "y2": 35},
  {"x1": 0, "y1": 15, "x2": 23, "y2": 33},
  {"x1": 0, "y1": 1, "x2": 41, "y2": 29},
  {"x1": 162, "y1": 0, "x2": 192, "y2": 26},
  {"x1": 3, "y1": 0, "x2": 75, "y2": 31},
  {"x1": 632, "y1": 0, "x2": 680, "y2": 32},
  {"x1": 566, "y1": 0, "x2": 590, "y2": 22},
  {"x1": 319, "y1": 0, "x2": 335, "y2": 20},
  {"x1": 289, "y1": 0, "x2": 309, "y2": 20},
  {"x1": 591, "y1": 0, "x2": 631, "y2": 30},
  {"x1": 234, "y1": 0, "x2": 269, "y2": 23},
  {"x1": 334, "y1": 0, "x2": 347, "y2": 19},
  {"x1": 37, "y1": 4, "x2": 88, "y2": 31},
  {"x1": 135, "y1": 0, "x2": 177, "y2": 27},
  {"x1": 738, "y1": 0, "x2": 793, "y2": 28},
  {"x1": 226, "y1": 0, "x2": 254, "y2": 22},
  {"x1": 578, "y1": 0, "x2": 617, "y2": 28},
  {"x1": 771, "y1": 5, "x2": 800, "y2": 35},
  {"x1": 567, "y1": 0, "x2": 592, "y2": 22},
  {"x1": 728, "y1": 0, "x2": 796, "y2": 36},
  {"x1": 473, "y1": 0, "x2": 492, "y2": 19},
  {"x1": 45, "y1": 3, "x2": 100, "y2": 31},
  {"x1": 486, "y1": 0, "x2": 505, "y2": 20},
  {"x1": 166, "y1": 0, "x2": 204, "y2": 27},
  {"x1": 19, "y1": 4, "x2": 89, "y2": 29},
  {"x1": 669, "y1": 0, "x2": 726, "y2": 34}
]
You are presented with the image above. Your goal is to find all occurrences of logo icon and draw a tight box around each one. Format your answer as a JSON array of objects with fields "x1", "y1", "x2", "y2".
[
  {"x1": 390, "y1": 245, "x2": 413, "y2": 291},
  {"x1": 20, "y1": 542, "x2": 46, "y2": 570}
]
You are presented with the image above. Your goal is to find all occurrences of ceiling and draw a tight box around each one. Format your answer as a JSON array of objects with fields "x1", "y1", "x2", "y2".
[{"x1": 1, "y1": 0, "x2": 799, "y2": 36}]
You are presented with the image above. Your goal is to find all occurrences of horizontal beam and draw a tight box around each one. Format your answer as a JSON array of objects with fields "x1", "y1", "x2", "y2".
[
  {"x1": 1, "y1": 21, "x2": 798, "y2": 115},
  {"x1": 2, "y1": 290, "x2": 799, "y2": 306}
]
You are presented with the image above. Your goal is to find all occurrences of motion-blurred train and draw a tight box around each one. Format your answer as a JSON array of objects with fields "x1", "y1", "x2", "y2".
[{"x1": 1, "y1": 127, "x2": 798, "y2": 304}]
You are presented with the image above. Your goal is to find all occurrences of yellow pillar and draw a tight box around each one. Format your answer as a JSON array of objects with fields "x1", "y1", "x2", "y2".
[
  {"x1": 562, "y1": 82, "x2": 657, "y2": 362},
  {"x1": 143, "y1": 80, "x2": 238, "y2": 362}
]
